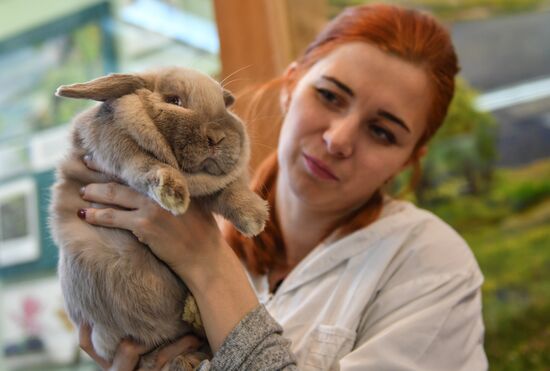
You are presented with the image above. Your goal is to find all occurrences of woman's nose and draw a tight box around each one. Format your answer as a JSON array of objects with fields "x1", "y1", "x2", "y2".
[{"x1": 322, "y1": 116, "x2": 358, "y2": 158}]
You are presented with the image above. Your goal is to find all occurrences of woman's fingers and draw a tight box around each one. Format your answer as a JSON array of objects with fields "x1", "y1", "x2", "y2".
[
  {"x1": 78, "y1": 323, "x2": 150, "y2": 371},
  {"x1": 78, "y1": 182, "x2": 165, "y2": 244},
  {"x1": 79, "y1": 207, "x2": 149, "y2": 244},
  {"x1": 77, "y1": 208, "x2": 149, "y2": 245},
  {"x1": 82, "y1": 154, "x2": 124, "y2": 183},
  {"x1": 79, "y1": 206, "x2": 133, "y2": 229},
  {"x1": 154, "y1": 335, "x2": 203, "y2": 369},
  {"x1": 83, "y1": 153, "x2": 103, "y2": 173},
  {"x1": 81, "y1": 182, "x2": 143, "y2": 210},
  {"x1": 110, "y1": 339, "x2": 149, "y2": 371},
  {"x1": 79, "y1": 323, "x2": 111, "y2": 370}
]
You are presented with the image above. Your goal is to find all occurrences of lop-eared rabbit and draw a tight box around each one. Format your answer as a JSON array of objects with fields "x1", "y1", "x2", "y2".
[{"x1": 49, "y1": 67, "x2": 268, "y2": 370}]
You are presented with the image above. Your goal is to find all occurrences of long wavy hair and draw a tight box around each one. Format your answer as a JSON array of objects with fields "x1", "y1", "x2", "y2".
[{"x1": 224, "y1": 3, "x2": 460, "y2": 275}]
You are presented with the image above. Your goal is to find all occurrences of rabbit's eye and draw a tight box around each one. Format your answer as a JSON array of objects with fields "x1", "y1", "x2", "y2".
[{"x1": 165, "y1": 95, "x2": 183, "y2": 107}]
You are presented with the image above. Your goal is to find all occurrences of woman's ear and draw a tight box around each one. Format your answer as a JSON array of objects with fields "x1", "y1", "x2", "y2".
[
  {"x1": 416, "y1": 145, "x2": 428, "y2": 159},
  {"x1": 402, "y1": 145, "x2": 428, "y2": 169},
  {"x1": 280, "y1": 62, "x2": 298, "y2": 113}
]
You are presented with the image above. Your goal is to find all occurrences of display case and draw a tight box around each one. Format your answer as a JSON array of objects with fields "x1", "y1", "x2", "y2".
[
  {"x1": 0, "y1": 0, "x2": 116, "y2": 280},
  {"x1": 0, "y1": 1, "x2": 116, "y2": 368}
]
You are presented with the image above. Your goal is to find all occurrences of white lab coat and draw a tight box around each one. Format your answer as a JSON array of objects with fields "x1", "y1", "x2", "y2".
[{"x1": 248, "y1": 198, "x2": 488, "y2": 370}]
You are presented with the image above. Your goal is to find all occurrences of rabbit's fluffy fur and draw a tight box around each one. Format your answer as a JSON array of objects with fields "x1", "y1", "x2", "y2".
[{"x1": 49, "y1": 67, "x2": 268, "y2": 368}]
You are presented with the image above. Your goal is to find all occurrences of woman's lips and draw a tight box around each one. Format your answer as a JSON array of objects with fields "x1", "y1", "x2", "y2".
[{"x1": 303, "y1": 153, "x2": 339, "y2": 181}]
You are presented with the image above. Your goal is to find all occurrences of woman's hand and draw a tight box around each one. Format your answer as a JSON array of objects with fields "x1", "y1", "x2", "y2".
[
  {"x1": 79, "y1": 323, "x2": 202, "y2": 371},
  {"x1": 79, "y1": 182, "x2": 222, "y2": 277},
  {"x1": 79, "y1": 154, "x2": 260, "y2": 352},
  {"x1": 78, "y1": 155, "x2": 226, "y2": 284}
]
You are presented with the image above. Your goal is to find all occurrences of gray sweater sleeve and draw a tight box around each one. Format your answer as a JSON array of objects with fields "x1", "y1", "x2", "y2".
[{"x1": 197, "y1": 304, "x2": 297, "y2": 371}]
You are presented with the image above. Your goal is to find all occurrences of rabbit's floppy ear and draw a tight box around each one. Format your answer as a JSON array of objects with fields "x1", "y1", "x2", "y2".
[
  {"x1": 55, "y1": 73, "x2": 147, "y2": 101},
  {"x1": 223, "y1": 89, "x2": 235, "y2": 107}
]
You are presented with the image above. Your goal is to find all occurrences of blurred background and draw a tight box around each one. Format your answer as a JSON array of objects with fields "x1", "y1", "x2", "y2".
[{"x1": 0, "y1": 0, "x2": 548, "y2": 370}]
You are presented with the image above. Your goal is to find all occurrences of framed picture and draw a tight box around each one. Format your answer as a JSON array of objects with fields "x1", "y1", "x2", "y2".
[
  {"x1": 0, "y1": 0, "x2": 116, "y2": 280},
  {"x1": 0, "y1": 178, "x2": 39, "y2": 268},
  {"x1": 0, "y1": 276, "x2": 80, "y2": 369}
]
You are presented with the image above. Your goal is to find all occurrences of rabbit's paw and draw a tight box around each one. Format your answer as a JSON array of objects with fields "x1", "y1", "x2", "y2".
[
  {"x1": 168, "y1": 352, "x2": 209, "y2": 371},
  {"x1": 150, "y1": 169, "x2": 190, "y2": 215},
  {"x1": 233, "y1": 195, "x2": 269, "y2": 236},
  {"x1": 182, "y1": 295, "x2": 203, "y2": 331}
]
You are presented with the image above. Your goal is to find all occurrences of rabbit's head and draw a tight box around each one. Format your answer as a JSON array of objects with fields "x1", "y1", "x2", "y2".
[{"x1": 56, "y1": 67, "x2": 250, "y2": 196}]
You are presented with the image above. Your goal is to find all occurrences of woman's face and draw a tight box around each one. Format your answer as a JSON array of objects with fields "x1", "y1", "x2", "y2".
[{"x1": 278, "y1": 42, "x2": 431, "y2": 214}]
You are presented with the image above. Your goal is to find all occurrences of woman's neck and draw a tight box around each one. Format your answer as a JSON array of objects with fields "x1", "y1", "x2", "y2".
[{"x1": 275, "y1": 176, "x2": 346, "y2": 268}]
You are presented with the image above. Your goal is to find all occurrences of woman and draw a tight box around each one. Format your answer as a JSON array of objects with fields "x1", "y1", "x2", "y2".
[{"x1": 77, "y1": 4, "x2": 487, "y2": 370}]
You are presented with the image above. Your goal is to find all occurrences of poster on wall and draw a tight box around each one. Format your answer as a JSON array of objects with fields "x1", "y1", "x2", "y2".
[
  {"x1": 0, "y1": 177, "x2": 40, "y2": 267},
  {"x1": 0, "y1": 276, "x2": 80, "y2": 369}
]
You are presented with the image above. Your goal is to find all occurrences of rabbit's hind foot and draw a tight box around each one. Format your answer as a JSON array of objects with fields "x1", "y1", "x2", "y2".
[
  {"x1": 138, "y1": 348, "x2": 208, "y2": 371},
  {"x1": 167, "y1": 351, "x2": 209, "y2": 371}
]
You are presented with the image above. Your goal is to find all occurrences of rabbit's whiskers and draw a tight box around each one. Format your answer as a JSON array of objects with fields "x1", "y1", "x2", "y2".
[{"x1": 220, "y1": 65, "x2": 253, "y2": 88}]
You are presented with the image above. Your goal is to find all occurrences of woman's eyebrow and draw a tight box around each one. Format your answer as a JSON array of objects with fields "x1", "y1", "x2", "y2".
[
  {"x1": 321, "y1": 75, "x2": 354, "y2": 97},
  {"x1": 319, "y1": 75, "x2": 411, "y2": 133},
  {"x1": 377, "y1": 110, "x2": 411, "y2": 133}
]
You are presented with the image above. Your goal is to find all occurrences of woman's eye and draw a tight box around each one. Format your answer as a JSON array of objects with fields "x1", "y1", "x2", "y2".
[
  {"x1": 316, "y1": 88, "x2": 341, "y2": 106},
  {"x1": 165, "y1": 95, "x2": 183, "y2": 106},
  {"x1": 370, "y1": 124, "x2": 396, "y2": 144}
]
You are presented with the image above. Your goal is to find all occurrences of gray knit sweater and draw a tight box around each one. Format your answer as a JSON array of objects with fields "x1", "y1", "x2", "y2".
[{"x1": 197, "y1": 304, "x2": 297, "y2": 370}]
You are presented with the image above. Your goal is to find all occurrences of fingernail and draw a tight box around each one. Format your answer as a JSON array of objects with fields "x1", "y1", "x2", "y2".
[
  {"x1": 83, "y1": 154, "x2": 92, "y2": 164},
  {"x1": 79, "y1": 186, "x2": 86, "y2": 196},
  {"x1": 77, "y1": 209, "x2": 87, "y2": 220}
]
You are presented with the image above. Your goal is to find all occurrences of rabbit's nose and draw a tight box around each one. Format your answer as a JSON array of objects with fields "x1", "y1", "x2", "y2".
[{"x1": 207, "y1": 130, "x2": 225, "y2": 146}]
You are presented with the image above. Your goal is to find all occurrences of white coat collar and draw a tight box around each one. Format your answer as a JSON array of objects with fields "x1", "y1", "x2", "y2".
[{"x1": 268, "y1": 198, "x2": 425, "y2": 297}]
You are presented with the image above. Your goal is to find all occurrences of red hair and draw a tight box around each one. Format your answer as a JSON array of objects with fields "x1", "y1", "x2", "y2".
[{"x1": 225, "y1": 4, "x2": 460, "y2": 275}]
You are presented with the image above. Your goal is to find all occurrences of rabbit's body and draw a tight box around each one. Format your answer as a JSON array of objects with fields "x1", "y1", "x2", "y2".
[
  {"x1": 49, "y1": 67, "x2": 268, "y2": 366},
  {"x1": 51, "y1": 147, "x2": 192, "y2": 361}
]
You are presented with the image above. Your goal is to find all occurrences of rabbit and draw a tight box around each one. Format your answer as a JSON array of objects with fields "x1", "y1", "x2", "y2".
[{"x1": 48, "y1": 66, "x2": 269, "y2": 370}]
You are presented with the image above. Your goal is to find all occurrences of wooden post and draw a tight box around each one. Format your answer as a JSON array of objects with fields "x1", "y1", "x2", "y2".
[{"x1": 213, "y1": 0, "x2": 327, "y2": 169}]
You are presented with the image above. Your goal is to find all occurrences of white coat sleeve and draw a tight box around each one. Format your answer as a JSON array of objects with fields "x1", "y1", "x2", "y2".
[{"x1": 339, "y1": 268, "x2": 488, "y2": 371}]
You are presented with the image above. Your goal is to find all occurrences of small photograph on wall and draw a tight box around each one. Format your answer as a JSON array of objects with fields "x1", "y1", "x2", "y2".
[
  {"x1": 0, "y1": 178, "x2": 40, "y2": 268},
  {"x1": 1, "y1": 276, "x2": 80, "y2": 370}
]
